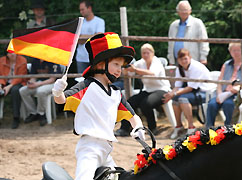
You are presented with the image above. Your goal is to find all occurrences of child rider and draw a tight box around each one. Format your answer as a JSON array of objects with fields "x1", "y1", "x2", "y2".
[{"x1": 52, "y1": 32, "x2": 145, "y2": 180}]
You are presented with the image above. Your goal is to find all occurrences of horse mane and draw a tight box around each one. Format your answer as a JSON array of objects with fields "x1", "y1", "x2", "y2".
[{"x1": 133, "y1": 123, "x2": 242, "y2": 177}]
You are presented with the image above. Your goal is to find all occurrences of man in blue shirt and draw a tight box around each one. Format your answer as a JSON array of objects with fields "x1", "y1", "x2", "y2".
[
  {"x1": 167, "y1": 1, "x2": 209, "y2": 65},
  {"x1": 75, "y1": 0, "x2": 105, "y2": 73}
]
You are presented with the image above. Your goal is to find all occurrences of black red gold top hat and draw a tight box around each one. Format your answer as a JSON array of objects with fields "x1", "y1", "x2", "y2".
[{"x1": 82, "y1": 32, "x2": 135, "y2": 78}]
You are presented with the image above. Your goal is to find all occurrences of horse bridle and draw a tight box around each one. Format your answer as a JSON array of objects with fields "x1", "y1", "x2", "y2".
[{"x1": 134, "y1": 127, "x2": 181, "y2": 180}]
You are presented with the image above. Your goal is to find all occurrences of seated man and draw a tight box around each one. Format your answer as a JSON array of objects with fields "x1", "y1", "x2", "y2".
[
  {"x1": 20, "y1": 58, "x2": 61, "y2": 126},
  {"x1": 206, "y1": 43, "x2": 242, "y2": 128}
]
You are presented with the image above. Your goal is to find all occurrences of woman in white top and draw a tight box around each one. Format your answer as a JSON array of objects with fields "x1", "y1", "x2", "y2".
[
  {"x1": 115, "y1": 43, "x2": 171, "y2": 136},
  {"x1": 164, "y1": 48, "x2": 211, "y2": 139}
]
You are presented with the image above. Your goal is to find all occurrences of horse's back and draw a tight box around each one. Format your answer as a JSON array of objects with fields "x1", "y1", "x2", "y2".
[{"x1": 122, "y1": 135, "x2": 242, "y2": 180}]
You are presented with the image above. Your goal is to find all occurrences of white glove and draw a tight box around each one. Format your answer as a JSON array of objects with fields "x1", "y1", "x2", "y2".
[
  {"x1": 130, "y1": 126, "x2": 145, "y2": 141},
  {"x1": 52, "y1": 75, "x2": 68, "y2": 97}
]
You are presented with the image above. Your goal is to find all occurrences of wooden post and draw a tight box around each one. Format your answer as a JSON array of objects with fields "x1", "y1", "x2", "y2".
[
  {"x1": 120, "y1": 7, "x2": 132, "y2": 99},
  {"x1": 241, "y1": 40, "x2": 242, "y2": 62}
]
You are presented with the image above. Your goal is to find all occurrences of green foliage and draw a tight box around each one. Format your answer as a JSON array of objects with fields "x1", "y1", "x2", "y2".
[
  {"x1": 0, "y1": 0, "x2": 241, "y2": 70},
  {"x1": 194, "y1": 0, "x2": 242, "y2": 70}
]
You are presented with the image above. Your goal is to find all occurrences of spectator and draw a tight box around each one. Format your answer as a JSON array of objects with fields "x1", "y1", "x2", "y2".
[
  {"x1": 19, "y1": 59, "x2": 61, "y2": 126},
  {"x1": 167, "y1": 0, "x2": 209, "y2": 65},
  {"x1": 52, "y1": 32, "x2": 145, "y2": 180},
  {"x1": 75, "y1": 0, "x2": 105, "y2": 73},
  {"x1": 0, "y1": 52, "x2": 27, "y2": 129},
  {"x1": 206, "y1": 43, "x2": 242, "y2": 128},
  {"x1": 27, "y1": 0, "x2": 55, "y2": 28},
  {"x1": 115, "y1": 43, "x2": 171, "y2": 136},
  {"x1": 164, "y1": 48, "x2": 211, "y2": 139},
  {"x1": 26, "y1": 0, "x2": 56, "y2": 65}
]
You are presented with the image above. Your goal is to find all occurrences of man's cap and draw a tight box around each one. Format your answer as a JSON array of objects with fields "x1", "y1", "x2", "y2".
[
  {"x1": 31, "y1": 0, "x2": 45, "y2": 9},
  {"x1": 83, "y1": 32, "x2": 135, "y2": 78}
]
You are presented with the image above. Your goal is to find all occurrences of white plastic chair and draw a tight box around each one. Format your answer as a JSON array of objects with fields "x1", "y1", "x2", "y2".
[
  {"x1": 203, "y1": 71, "x2": 226, "y2": 121},
  {"x1": 45, "y1": 94, "x2": 57, "y2": 124},
  {"x1": 0, "y1": 97, "x2": 4, "y2": 119},
  {"x1": 161, "y1": 100, "x2": 176, "y2": 127},
  {"x1": 20, "y1": 94, "x2": 56, "y2": 124},
  {"x1": 158, "y1": 57, "x2": 168, "y2": 67},
  {"x1": 237, "y1": 90, "x2": 242, "y2": 123}
]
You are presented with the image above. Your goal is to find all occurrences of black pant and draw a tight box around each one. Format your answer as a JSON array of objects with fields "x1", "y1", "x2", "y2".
[
  {"x1": 10, "y1": 84, "x2": 23, "y2": 118},
  {"x1": 120, "y1": 90, "x2": 167, "y2": 131}
]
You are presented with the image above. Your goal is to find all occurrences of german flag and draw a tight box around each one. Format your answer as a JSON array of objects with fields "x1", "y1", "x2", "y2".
[
  {"x1": 64, "y1": 87, "x2": 88, "y2": 113},
  {"x1": 116, "y1": 102, "x2": 134, "y2": 122},
  {"x1": 7, "y1": 18, "x2": 83, "y2": 66}
]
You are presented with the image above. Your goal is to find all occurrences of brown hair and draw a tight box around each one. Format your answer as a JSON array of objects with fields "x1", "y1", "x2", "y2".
[
  {"x1": 177, "y1": 48, "x2": 191, "y2": 59},
  {"x1": 80, "y1": 0, "x2": 93, "y2": 8},
  {"x1": 177, "y1": 48, "x2": 191, "y2": 79}
]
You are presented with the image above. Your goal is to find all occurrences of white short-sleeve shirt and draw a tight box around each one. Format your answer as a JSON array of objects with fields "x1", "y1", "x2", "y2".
[
  {"x1": 133, "y1": 56, "x2": 171, "y2": 92},
  {"x1": 175, "y1": 59, "x2": 211, "y2": 91},
  {"x1": 76, "y1": 16, "x2": 105, "y2": 63}
]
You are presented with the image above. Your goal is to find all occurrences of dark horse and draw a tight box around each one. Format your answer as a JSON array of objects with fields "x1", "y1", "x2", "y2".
[{"x1": 42, "y1": 124, "x2": 242, "y2": 180}]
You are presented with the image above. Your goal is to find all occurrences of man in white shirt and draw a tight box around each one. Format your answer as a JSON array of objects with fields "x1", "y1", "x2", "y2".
[{"x1": 75, "y1": 0, "x2": 105, "y2": 73}]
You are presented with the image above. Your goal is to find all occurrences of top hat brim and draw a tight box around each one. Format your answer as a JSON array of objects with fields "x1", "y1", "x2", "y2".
[
  {"x1": 82, "y1": 46, "x2": 134, "y2": 78},
  {"x1": 92, "y1": 46, "x2": 134, "y2": 66}
]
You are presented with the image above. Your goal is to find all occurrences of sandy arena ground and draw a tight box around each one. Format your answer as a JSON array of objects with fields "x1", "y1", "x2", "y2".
[{"x1": 0, "y1": 111, "x2": 225, "y2": 180}]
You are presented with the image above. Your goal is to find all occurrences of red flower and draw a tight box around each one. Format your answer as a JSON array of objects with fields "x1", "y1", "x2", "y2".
[
  {"x1": 189, "y1": 131, "x2": 203, "y2": 146},
  {"x1": 149, "y1": 148, "x2": 157, "y2": 164},
  {"x1": 167, "y1": 148, "x2": 177, "y2": 159},
  {"x1": 134, "y1": 154, "x2": 148, "y2": 169},
  {"x1": 214, "y1": 128, "x2": 225, "y2": 144}
]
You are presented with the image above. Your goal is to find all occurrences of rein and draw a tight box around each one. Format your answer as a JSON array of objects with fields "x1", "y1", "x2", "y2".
[{"x1": 134, "y1": 127, "x2": 181, "y2": 180}]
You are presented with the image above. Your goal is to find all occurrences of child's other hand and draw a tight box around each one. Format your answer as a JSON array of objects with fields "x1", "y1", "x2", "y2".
[{"x1": 130, "y1": 126, "x2": 145, "y2": 141}]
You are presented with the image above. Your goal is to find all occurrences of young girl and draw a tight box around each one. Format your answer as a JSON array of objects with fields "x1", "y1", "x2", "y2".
[
  {"x1": 52, "y1": 32, "x2": 145, "y2": 180},
  {"x1": 164, "y1": 48, "x2": 211, "y2": 139}
]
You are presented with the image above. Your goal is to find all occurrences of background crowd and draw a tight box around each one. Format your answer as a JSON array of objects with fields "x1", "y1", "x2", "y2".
[{"x1": 0, "y1": 0, "x2": 241, "y2": 141}]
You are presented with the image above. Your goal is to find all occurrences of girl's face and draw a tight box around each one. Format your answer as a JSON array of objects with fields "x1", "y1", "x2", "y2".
[
  {"x1": 108, "y1": 57, "x2": 125, "y2": 78},
  {"x1": 141, "y1": 48, "x2": 154, "y2": 61},
  {"x1": 230, "y1": 46, "x2": 241, "y2": 62},
  {"x1": 178, "y1": 55, "x2": 191, "y2": 70}
]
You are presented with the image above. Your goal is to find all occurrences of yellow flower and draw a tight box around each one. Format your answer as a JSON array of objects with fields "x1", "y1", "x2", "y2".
[
  {"x1": 233, "y1": 122, "x2": 242, "y2": 136},
  {"x1": 182, "y1": 137, "x2": 197, "y2": 152},
  {"x1": 134, "y1": 164, "x2": 139, "y2": 174},
  {"x1": 163, "y1": 145, "x2": 173, "y2": 160},
  {"x1": 207, "y1": 129, "x2": 219, "y2": 145}
]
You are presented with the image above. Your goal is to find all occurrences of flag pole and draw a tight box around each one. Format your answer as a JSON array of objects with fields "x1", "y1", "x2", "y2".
[{"x1": 63, "y1": 17, "x2": 83, "y2": 80}]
